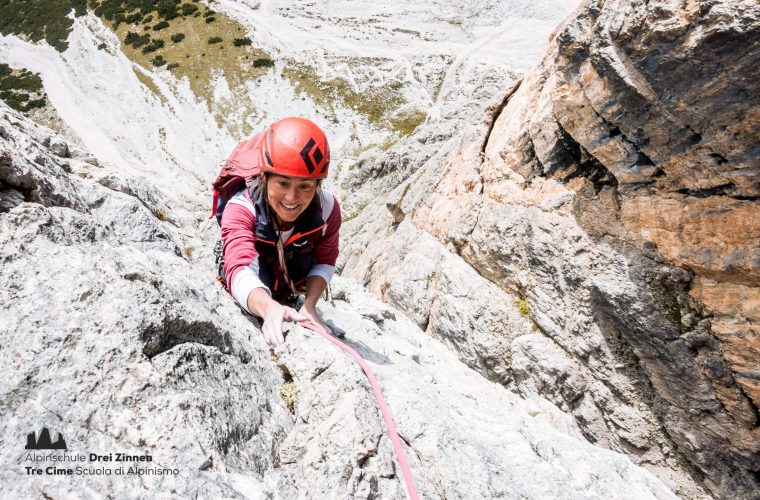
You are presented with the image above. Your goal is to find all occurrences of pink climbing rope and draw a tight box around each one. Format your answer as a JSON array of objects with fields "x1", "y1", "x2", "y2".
[{"x1": 298, "y1": 320, "x2": 420, "y2": 500}]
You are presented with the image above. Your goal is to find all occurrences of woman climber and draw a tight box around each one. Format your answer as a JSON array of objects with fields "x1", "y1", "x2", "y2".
[{"x1": 215, "y1": 117, "x2": 341, "y2": 348}]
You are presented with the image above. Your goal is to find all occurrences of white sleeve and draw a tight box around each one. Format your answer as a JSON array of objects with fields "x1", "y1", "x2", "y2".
[
  {"x1": 307, "y1": 263, "x2": 336, "y2": 284},
  {"x1": 231, "y1": 256, "x2": 271, "y2": 314}
]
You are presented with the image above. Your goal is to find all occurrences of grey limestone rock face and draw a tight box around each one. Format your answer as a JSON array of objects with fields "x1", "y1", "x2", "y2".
[
  {"x1": 0, "y1": 104, "x2": 288, "y2": 497},
  {"x1": 0, "y1": 111, "x2": 86, "y2": 213},
  {"x1": 49, "y1": 139, "x2": 70, "y2": 158},
  {"x1": 339, "y1": 0, "x2": 760, "y2": 498},
  {"x1": 264, "y1": 278, "x2": 680, "y2": 500},
  {"x1": 342, "y1": 182, "x2": 705, "y2": 496},
  {"x1": 0, "y1": 103, "x2": 682, "y2": 498}
]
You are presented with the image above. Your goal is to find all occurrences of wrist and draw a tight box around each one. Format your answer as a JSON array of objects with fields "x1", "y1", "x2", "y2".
[
  {"x1": 248, "y1": 288, "x2": 278, "y2": 317},
  {"x1": 262, "y1": 301, "x2": 281, "y2": 317}
]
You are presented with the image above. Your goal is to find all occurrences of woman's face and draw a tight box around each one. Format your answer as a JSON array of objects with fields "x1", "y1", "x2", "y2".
[{"x1": 266, "y1": 174, "x2": 319, "y2": 224}]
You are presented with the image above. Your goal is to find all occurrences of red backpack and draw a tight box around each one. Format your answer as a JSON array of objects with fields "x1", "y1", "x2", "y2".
[{"x1": 210, "y1": 132, "x2": 264, "y2": 225}]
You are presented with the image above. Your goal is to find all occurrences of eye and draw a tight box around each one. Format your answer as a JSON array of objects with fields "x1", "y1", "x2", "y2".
[{"x1": 299, "y1": 183, "x2": 314, "y2": 191}]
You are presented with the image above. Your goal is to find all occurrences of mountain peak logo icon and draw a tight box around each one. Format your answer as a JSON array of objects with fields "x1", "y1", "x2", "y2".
[{"x1": 25, "y1": 427, "x2": 67, "y2": 450}]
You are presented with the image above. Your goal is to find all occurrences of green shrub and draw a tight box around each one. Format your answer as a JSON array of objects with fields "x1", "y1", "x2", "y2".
[
  {"x1": 170, "y1": 32, "x2": 185, "y2": 43},
  {"x1": 0, "y1": 90, "x2": 28, "y2": 102},
  {"x1": 97, "y1": 42, "x2": 107, "y2": 50},
  {"x1": 125, "y1": 12, "x2": 143, "y2": 24},
  {"x1": 137, "y1": 0, "x2": 154, "y2": 15},
  {"x1": 180, "y1": 3, "x2": 198, "y2": 15},
  {"x1": 1, "y1": 92, "x2": 29, "y2": 111},
  {"x1": 112, "y1": 12, "x2": 127, "y2": 27},
  {"x1": 156, "y1": 0, "x2": 179, "y2": 20},
  {"x1": 253, "y1": 57, "x2": 274, "y2": 68},
  {"x1": 125, "y1": 31, "x2": 150, "y2": 47},
  {"x1": 0, "y1": 0, "x2": 87, "y2": 52},
  {"x1": 72, "y1": 0, "x2": 87, "y2": 15},
  {"x1": 152, "y1": 20, "x2": 170, "y2": 30},
  {"x1": 151, "y1": 55, "x2": 167, "y2": 66},
  {"x1": 142, "y1": 39, "x2": 165, "y2": 54},
  {"x1": 208, "y1": 36, "x2": 222, "y2": 44},
  {"x1": 0, "y1": 65, "x2": 46, "y2": 113},
  {"x1": 25, "y1": 97, "x2": 46, "y2": 110},
  {"x1": 94, "y1": 0, "x2": 127, "y2": 21},
  {"x1": 233, "y1": 37, "x2": 252, "y2": 47},
  {"x1": 167, "y1": 62, "x2": 180, "y2": 70},
  {"x1": 1, "y1": 70, "x2": 44, "y2": 93},
  {"x1": 205, "y1": 16, "x2": 216, "y2": 23}
]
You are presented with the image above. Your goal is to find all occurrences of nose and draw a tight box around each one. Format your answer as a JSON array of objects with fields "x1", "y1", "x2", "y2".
[{"x1": 284, "y1": 185, "x2": 299, "y2": 202}]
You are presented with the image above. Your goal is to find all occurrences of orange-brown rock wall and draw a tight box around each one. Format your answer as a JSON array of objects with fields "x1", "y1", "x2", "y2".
[{"x1": 482, "y1": 0, "x2": 760, "y2": 496}]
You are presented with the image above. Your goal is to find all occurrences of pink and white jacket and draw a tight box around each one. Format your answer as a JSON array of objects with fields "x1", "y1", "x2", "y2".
[{"x1": 220, "y1": 186, "x2": 341, "y2": 312}]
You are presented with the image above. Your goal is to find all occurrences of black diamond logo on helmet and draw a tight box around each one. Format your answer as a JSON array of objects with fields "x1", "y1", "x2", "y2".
[
  {"x1": 313, "y1": 147, "x2": 323, "y2": 166},
  {"x1": 300, "y1": 138, "x2": 317, "y2": 173}
]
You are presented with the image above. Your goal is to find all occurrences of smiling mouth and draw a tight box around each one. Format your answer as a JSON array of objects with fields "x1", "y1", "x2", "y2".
[{"x1": 279, "y1": 202, "x2": 300, "y2": 211}]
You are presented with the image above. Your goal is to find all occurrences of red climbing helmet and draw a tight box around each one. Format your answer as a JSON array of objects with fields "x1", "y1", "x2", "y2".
[{"x1": 259, "y1": 117, "x2": 330, "y2": 179}]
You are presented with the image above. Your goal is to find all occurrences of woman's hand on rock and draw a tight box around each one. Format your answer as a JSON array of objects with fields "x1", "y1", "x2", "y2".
[{"x1": 262, "y1": 303, "x2": 306, "y2": 348}]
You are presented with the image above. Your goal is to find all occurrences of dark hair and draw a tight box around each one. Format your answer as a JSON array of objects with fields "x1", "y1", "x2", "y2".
[{"x1": 258, "y1": 172, "x2": 322, "y2": 190}]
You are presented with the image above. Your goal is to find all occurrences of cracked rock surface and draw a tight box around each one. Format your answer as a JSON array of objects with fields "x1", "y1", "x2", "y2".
[
  {"x1": 2, "y1": 0, "x2": 758, "y2": 497},
  {"x1": 339, "y1": 0, "x2": 759, "y2": 498},
  {"x1": 266, "y1": 279, "x2": 678, "y2": 499},
  {"x1": 0, "y1": 103, "x2": 679, "y2": 498}
]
